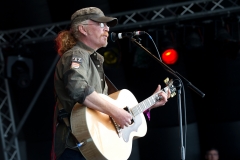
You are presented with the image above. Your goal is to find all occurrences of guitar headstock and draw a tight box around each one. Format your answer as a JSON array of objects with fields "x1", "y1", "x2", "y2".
[{"x1": 164, "y1": 77, "x2": 177, "y2": 98}]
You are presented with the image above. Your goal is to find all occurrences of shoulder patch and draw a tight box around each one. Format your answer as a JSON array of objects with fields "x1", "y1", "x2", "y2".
[
  {"x1": 71, "y1": 62, "x2": 80, "y2": 69},
  {"x1": 72, "y1": 57, "x2": 82, "y2": 63}
]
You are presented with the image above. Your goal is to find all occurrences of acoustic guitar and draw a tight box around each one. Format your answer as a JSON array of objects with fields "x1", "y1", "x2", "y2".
[{"x1": 70, "y1": 78, "x2": 176, "y2": 160}]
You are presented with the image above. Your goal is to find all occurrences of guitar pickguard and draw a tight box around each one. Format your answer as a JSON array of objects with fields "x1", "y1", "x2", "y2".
[
  {"x1": 121, "y1": 113, "x2": 142, "y2": 142},
  {"x1": 110, "y1": 106, "x2": 142, "y2": 142}
]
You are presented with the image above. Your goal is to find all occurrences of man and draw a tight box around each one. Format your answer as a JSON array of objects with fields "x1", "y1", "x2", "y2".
[
  {"x1": 205, "y1": 148, "x2": 219, "y2": 160},
  {"x1": 52, "y1": 7, "x2": 170, "y2": 160}
]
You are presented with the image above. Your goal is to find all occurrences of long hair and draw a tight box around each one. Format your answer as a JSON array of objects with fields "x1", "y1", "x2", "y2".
[
  {"x1": 54, "y1": 20, "x2": 88, "y2": 56},
  {"x1": 54, "y1": 30, "x2": 77, "y2": 56}
]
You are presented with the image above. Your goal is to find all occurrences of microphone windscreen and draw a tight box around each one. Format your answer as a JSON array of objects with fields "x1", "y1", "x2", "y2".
[{"x1": 110, "y1": 32, "x2": 116, "y2": 42}]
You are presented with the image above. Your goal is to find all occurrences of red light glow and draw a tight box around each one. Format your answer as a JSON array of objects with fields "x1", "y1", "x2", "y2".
[{"x1": 161, "y1": 49, "x2": 178, "y2": 65}]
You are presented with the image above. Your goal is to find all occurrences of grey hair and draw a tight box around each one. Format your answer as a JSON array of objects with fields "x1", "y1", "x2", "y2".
[{"x1": 70, "y1": 20, "x2": 89, "y2": 39}]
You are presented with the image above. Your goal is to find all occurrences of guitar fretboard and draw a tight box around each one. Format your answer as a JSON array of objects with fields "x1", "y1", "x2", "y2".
[
  {"x1": 131, "y1": 92, "x2": 159, "y2": 117},
  {"x1": 130, "y1": 85, "x2": 169, "y2": 117},
  {"x1": 129, "y1": 77, "x2": 177, "y2": 117}
]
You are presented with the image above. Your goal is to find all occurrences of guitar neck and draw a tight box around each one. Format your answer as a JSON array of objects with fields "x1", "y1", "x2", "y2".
[{"x1": 130, "y1": 87, "x2": 168, "y2": 117}]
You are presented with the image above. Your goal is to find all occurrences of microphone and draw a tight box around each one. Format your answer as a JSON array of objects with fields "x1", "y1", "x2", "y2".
[
  {"x1": 110, "y1": 31, "x2": 146, "y2": 42},
  {"x1": 133, "y1": 31, "x2": 146, "y2": 36}
]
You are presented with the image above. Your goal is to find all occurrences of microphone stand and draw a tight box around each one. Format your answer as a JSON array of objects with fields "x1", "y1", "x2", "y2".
[{"x1": 130, "y1": 37, "x2": 205, "y2": 160}]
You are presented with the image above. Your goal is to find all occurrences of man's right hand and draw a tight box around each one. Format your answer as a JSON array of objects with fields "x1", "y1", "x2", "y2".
[
  {"x1": 111, "y1": 107, "x2": 132, "y2": 129},
  {"x1": 83, "y1": 91, "x2": 132, "y2": 129}
]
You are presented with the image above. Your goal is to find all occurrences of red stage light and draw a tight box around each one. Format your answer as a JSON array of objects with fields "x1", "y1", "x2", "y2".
[{"x1": 161, "y1": 49, "x2": 178, "y2": 65}]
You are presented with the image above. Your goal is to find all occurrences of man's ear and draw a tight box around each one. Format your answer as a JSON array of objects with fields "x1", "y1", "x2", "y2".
[{"x1": 78, "y1": 25, "x2": 87, "y2": 36}]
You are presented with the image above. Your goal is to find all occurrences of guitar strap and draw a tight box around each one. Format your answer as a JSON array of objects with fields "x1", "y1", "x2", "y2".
[
  {"x1": 56, "y1": 98, "x2": 81, "y2": 149},
  {"x1": 56, "y1": 98, "x2": 70, "y2": 129},
  {"x1": 105, "y1": 74, "x2": 119, "y2": 94},
  {"x1": 90, "y1": 52, "x2": 118, "y2": 94}
]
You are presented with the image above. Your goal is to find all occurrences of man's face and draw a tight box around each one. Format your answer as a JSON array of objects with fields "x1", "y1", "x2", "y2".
[
  {"x1": 84, "y1": 20, "x2": 109, "y2": 49},
  {"x1": 206, "y1": 150, "x2": 219, "y2": 160}
]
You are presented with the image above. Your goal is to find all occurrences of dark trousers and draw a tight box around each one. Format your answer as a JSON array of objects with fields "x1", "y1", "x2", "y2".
[{"x1": 58, "y1": 148, "x2": 86, "y2": 160}]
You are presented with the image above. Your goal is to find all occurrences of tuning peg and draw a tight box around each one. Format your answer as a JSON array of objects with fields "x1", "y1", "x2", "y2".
[
  {"x1": 171, "y1": 92, "x2": 176, "y2": 97},
  {"x1": 164, "y1": 77, "x2": 169, "y2": 84}
]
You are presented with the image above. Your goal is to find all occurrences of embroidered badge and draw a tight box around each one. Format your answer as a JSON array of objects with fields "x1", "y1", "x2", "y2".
[
  {"x1": 71, "y1": 62, "x2": 80, "y2": 69},
  {"x1": 71, "y1": 57, "x2": 82, "y2": 69},
  {"x1": 72, "y1": 57, "x2": 82, "y2": 63}
]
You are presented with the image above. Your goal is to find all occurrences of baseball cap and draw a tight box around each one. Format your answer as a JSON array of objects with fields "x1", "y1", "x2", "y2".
[{"x1": 71, "y1": 7, "x2": 118, "y2": 27}]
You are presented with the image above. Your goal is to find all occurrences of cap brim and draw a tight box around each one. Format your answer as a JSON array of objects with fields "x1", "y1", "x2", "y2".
[{"x1": 90, "y1": 16, "x2": 118, "y2": 27}]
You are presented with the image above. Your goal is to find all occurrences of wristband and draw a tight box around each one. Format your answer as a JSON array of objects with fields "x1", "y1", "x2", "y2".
[{"x1": 144, "y1": 109, "x2": 151, "y2": 121}]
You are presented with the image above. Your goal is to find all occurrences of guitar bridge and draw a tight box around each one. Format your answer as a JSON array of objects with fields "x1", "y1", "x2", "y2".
[{"x1": 110, "y1": 117, "x2": 122, "y2": 137}]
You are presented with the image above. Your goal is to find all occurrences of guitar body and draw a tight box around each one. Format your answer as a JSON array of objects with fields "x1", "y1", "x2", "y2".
[{"x1": 70, "y1": 89, "x2": 147, "y2": 160}]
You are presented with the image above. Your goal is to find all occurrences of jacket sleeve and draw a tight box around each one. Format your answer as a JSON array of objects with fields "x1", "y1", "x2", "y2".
[{"x1": 62, "y1": 51, "x2": 94, "y2": 104}]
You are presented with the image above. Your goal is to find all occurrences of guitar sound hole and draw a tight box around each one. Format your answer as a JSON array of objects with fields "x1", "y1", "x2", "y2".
[{"x1": 130, "y1": 118, "x2": 134, "y2": 125}]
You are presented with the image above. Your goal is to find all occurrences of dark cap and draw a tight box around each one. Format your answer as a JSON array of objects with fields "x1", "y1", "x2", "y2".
[{"x1": 71, "y1": 7, "x2": 118, "y2": 27}]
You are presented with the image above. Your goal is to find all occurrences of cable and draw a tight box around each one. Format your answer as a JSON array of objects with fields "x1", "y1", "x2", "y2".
[
  {"x1": 145, "y1": 31, "x2": 187, "y2": 159},
  {"x1": 145, "y1": 32, "x2": 163, "y2": 62}
]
